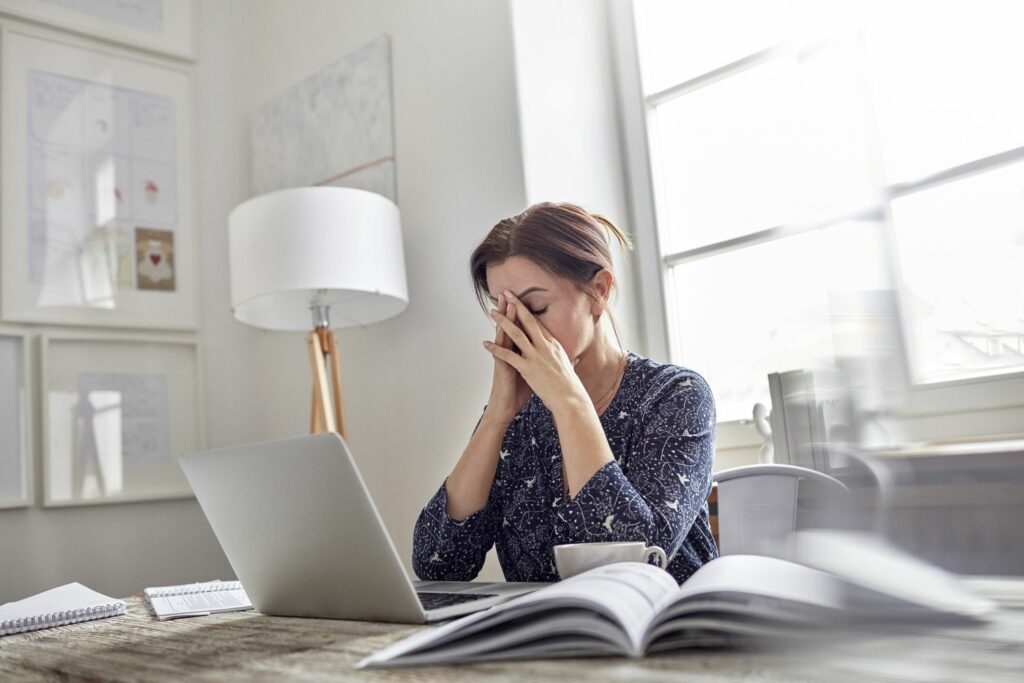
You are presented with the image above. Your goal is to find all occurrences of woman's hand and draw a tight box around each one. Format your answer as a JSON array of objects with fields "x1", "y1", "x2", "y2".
[
  {"x1": 484, "y1": 290, "x2": 589, "y2": 417},
  {"x1": 482, "y1": 293, "x2": 534, "y2": 426}
]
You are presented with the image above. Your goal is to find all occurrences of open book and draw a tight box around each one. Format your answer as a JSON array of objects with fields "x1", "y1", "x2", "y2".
[{"x1": 360, "y1": 549, "x2": 994, "y2": 668}]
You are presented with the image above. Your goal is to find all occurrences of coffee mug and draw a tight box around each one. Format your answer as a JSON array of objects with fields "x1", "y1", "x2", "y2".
[{"x1": 553, "y1": 541, "x2": 668, "y2": 579}]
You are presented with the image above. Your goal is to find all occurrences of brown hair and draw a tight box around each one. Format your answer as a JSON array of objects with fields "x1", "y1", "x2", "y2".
[{"x1": 470, "y1": 202, "x2": 633, "y2": 339}]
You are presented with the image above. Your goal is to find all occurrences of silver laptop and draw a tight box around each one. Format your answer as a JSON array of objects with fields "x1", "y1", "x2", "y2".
[{"x1": 180, "y1": 432, "x2": 540, "y2": 623}]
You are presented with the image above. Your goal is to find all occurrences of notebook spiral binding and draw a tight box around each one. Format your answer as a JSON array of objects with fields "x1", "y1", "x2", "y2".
[
  {"x1": 144, "y1": 581, "x2": 242, "y2": 598},
  {"x1": 1, "y1": 601, "x2": 126, "y2": 636}
]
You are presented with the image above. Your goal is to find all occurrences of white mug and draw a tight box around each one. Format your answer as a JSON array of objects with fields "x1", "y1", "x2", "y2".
[{"x1": 553, "y1": 541, "x2": 668, "y2": 580}]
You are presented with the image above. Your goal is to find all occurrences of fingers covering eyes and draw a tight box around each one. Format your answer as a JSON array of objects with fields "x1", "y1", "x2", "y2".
[
  {"x1": 503, "y1": 291, "x2": 553, "y2": 344},
  {"x1": 493, "y1": 311, "x2": 531, "y2": 350}
]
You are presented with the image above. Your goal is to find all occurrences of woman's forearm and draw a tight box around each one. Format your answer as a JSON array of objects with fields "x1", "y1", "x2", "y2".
[
  {"x1": 444, "y1": 413, "x2": 509, "y2": 520},
  {"x1": 551, "y1": 396, "x2": 615, "y2": 498}
]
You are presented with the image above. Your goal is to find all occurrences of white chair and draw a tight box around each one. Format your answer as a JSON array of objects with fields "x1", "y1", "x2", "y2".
[{"x1": 714, "y1": 464, "x2": 849, "y2": 559}]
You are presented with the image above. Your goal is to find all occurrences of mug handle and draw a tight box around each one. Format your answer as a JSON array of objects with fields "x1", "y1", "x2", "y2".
[{"x1": 644, "y1": 545, "x2": 668, "y2": 568}]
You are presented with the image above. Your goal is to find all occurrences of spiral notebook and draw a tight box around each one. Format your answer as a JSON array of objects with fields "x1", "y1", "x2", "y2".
[
  {"x1": 144, "y1": 580, "x2": 253, "y2": 620},
  {"x1": 0, "y1": 583, "x2": 125, "y2": 637}
]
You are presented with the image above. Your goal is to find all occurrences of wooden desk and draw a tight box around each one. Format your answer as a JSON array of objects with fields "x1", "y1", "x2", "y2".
[{"x1": 2, "y1": 580, "x2": 1023, "y2": 682}]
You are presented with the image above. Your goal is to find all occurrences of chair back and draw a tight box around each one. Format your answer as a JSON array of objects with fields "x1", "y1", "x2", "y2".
[{"x1": 712, "y1": 464, "x2": 848, "y2": 559}]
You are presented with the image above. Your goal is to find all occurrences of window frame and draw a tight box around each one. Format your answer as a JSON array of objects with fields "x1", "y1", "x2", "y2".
[{"x1": 609, "y1": 0, "x2": 1024, "y2": 442}]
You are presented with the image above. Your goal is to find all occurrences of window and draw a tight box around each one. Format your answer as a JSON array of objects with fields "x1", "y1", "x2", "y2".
[{"x1": 626, "y1": 0, "x2": 1024, "y2": 422}]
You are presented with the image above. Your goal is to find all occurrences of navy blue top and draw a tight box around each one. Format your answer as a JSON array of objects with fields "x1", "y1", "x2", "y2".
[{"x1": 413, "y1": 352, "x2": 719, "y2": 584}]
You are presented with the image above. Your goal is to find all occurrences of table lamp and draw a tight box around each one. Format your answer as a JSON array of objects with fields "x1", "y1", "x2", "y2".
[{"x1": 228, "y1": 187, "x2": 408, "y2": 438}]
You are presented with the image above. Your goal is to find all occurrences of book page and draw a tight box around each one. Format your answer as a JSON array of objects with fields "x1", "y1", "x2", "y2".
[
  {"x1": 541, "y1": 563, "x2": 679, "y2": 648},
  {"x1": 360, "y1": 562, "x2": 678, "y2": 667},
  {"x1": 404, "y1": 611, "x2": 627, "y2": 665},
  {"x1": 658, "y1": 555, "x2": 845, "y2": 615},
  {"x1": 793, "y1": 530, "x2": 995, "y2": 618},
  {"x1": 645, "y1": 555, "x2": 846, "y2": 652}
]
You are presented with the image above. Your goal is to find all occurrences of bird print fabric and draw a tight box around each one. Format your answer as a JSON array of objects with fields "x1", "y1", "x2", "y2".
[{"x1": 413, "y1": 352, "x2": 718, "y2": 584}]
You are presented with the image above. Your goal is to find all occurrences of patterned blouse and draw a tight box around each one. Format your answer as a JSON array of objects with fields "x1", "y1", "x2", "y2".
[{"x1": 412, "y1": 351, "x2": 718, "y2": 584}]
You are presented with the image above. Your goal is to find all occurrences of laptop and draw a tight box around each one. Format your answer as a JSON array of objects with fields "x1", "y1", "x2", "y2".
[{"x1": 180, "y1": 432, "x2": 541, "y2": 623}]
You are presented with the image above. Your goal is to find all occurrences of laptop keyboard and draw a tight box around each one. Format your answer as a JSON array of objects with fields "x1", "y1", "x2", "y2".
[{"x1": 417, "y1": 591, "x2": 498, "y2": 611}]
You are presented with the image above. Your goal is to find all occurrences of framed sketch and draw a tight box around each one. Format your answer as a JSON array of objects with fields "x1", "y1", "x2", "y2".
[
  {"x1": 41, "y1": 333, "x2": 205, "y2": 507},
  {"x1": 0, "y1": 0, "x2": 194, "y2": 60},
  {"x1": 1, "y1": 20, "x2": 198, "y2": 330},
  {"x1": 0, "y1": 331, "x2": 32, "y2": 509},
  {"x1": 252, "y1": 35, "x2": 397, "y2": 203}
]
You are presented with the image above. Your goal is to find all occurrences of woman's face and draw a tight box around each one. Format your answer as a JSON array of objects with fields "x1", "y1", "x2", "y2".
[{"x1": 485, "y1": 256, "x2": 606, "y2": 363}]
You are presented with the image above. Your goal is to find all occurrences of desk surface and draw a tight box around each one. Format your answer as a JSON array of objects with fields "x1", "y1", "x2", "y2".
[{"x1": 3, "y1": 579, "x2": 1024, "y2": 682}]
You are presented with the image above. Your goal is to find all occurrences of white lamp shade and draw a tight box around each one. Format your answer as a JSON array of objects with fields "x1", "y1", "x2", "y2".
[{"x1": 228, "y1": 187, "x2": 408, "y2": 330}]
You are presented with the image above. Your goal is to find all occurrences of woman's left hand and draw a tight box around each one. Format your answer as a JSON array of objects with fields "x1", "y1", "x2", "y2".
[{"x1": 483, "y1": 290, "x2": 589, "y2": 416}]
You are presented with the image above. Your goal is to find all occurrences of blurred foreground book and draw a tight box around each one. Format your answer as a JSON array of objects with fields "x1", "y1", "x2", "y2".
[{"x1": 360, "y1": 533, "x2": 992, "y2": 668}]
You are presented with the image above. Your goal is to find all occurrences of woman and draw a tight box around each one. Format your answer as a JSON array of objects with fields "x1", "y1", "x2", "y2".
[{"x1": 413, "y1": 202, "x2": 718, "y2": 584}]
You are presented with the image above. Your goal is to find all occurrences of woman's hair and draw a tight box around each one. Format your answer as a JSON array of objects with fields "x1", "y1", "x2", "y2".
[{"x1": 469, "y1": 202, "x2": 633, "y2": 313}]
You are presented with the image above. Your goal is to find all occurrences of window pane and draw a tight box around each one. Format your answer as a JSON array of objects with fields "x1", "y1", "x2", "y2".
[
  {"x1": 636, "y1": 1, "x2": 1024, "y2": 185},
  {"x1": 864, "y1": 2, "x2": 1024, "y2": 183},
  {"x1": 668, "y1": 221, "x2": 891, "y2": 421},
  {"x1": 652, "y1": 40, "x2": 876, "y2": 254},
  {"x1": 633, "y1": 0, "x2": 844, "y2": 95},
  {"x1": 890, "y1": 162, "x2": 1024, "y2": 383}
]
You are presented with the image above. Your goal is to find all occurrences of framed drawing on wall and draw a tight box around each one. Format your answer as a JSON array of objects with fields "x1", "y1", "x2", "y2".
[
  {"x1": 1, "y1": 20, "x2": 198, "y2": 330},
  {"x1": 0, "y1": 0, "x2": 194, "y2": 60},
  {"x1": 252, "y1": 35, "x2": 397, "y2": 203},
  {"x1": 41, "y1": 334, "x2": 205, "y2": 507},
  {"x1": 0, "y1": 330, "x2": 32, "y2": 509}
]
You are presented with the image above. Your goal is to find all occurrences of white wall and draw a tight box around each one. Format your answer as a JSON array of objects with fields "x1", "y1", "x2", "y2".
[
  {"x1": 0, "y1": 0, "x2": 259, "y2": 602},
  {"x1": 243, "y1": 0, "x2": 531, "y2": 581},
  {"x1": 243, "y1": 0, "x2": 663, "y2": 581},
  {"x1": 509, "y1": 0, "x2": 761, "y2": 473},
  {"x1": 1, "y1": 0, "x2": 665, "y2": 600},
  {"x1": 510, "y1": 0, "x2": 644, "y2": 355}
]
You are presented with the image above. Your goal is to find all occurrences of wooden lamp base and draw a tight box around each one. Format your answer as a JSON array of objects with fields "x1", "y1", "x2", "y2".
[{"x1": 307, "y1": 327, "x2": 346, "y2": 438}]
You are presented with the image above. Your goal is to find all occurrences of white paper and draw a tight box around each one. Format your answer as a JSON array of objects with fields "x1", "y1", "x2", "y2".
[
  {"x1": 148, "y1": 589, "x2": 252, "y2": 620},
  {"x1": 251, "y1": 35, "x2": 396, "y2": 201},
  {"x1": 82, "y1": 84, "x2": 132, "y2": 153},
  {"x1": 26, "y1": 69, "x2": 178, "y2": 298},
  {"x1": 28, "y1": 143, "x2": 86, "y2": 220},
  {"x1": 28, "y1": 70, "x2": 83, "y2": 146},
  {"x1": 130, "y1": 159, "x2": 177, "y2": 225},
  {"x1": 145, "y1": 580, "x2": 253, "y2": 620},
  {"x1": 77, "y1": 372, "x2": 171, "y2": 464},
  {"x1": 130, "y1": 94, "x2": 175, "y2": 162}
]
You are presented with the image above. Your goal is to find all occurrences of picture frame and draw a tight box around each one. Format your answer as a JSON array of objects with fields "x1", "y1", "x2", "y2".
[
  {"x1": 1, "y1": 20, "x2": 199, "y2": 330},
  {"x1": 0, "y1": 0, "x2": 194, "y2": 60},
  {"x1": 40, "y1": 333, "x2": 205, "y2": 507},
  {"x1": 252, "y1": 35, "x2": 397, "y2": 203},
  {"x1": 0, "y1": 330, "x2": 32, "y2": 509}
]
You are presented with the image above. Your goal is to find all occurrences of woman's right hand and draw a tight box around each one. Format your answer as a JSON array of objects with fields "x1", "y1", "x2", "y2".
[{"x1": 483, "y1": 293, "x2": 533, "y2": 426}]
